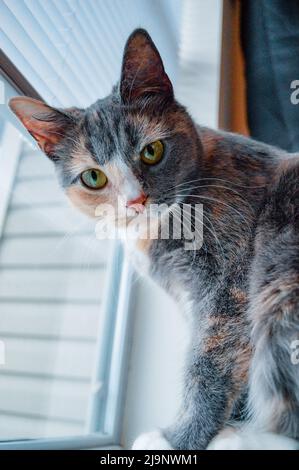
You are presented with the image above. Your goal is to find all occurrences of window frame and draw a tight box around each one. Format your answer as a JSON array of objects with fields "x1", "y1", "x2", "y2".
[{"x1": 0, "y1": 62, "x2": 134, "y2": 450}]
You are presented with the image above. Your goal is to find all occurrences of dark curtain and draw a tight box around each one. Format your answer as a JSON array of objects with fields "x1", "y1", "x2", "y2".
[{"x1": 241, "y1": 0, "x2": 299, "y2": 152}]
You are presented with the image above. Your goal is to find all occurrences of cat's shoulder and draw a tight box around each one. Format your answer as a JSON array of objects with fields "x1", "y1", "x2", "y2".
[
  {"x1": 197, "y1": 125, "x2": 286, "y2": 162},
  {"x1": 259, "y1": 154, "x2": 299, "y2": 230},
  {"x1": 276, "y1": 152, "x2": 299, "y2": 180},
  {"x1": 274, "y1": 154, "x2": 299, "y2": 198}
]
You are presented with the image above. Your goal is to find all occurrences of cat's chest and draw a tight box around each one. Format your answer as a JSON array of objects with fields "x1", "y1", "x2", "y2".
[
  {"x1": 123, "y1": 236, "x2": 152, "y2": 276},
  {"x1": 122, "y1": 215, "x2": 160, "y2": 275}
]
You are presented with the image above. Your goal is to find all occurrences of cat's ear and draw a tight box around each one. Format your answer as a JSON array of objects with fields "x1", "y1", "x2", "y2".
[
  {"x1": 120, "y1": 28, "x2": 173, "y2": 104},
  {"x1": 9, "y1": 97, "x2": 74, "y2": 158}
]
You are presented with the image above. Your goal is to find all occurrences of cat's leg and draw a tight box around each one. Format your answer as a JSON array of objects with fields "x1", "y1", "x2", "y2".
[
  {"x1": 148, "y1": 317, "x2": 251, "y2": 450},
  {"x1": 162, "y1": 363, "x2": 238, "y2": 448},
  {"x1": 131, "y1": 352, "x2": 235, "y2": 451},
  {"x1": 133, "y1": 357, "x2": 231, "y2": 451}
]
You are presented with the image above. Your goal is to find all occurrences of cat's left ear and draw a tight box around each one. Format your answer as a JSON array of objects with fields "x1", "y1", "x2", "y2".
[
  {"x1": 9, "y1": 97, "x2": 75, "y2": 159},
  {"x1": 120, "y1": 28, "x2": 173, "y2": 104}
]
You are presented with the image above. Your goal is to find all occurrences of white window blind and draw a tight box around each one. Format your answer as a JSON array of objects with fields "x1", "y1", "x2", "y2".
[
  {"x1": 0, "y1": 0, "x2": 181, "y2": 448},
  {"x1": 0, "y1": 82, "x2": 117, "y2": 443},
  {"x1": 1, "y1": 0, "x2": 181, "y2": 107}
]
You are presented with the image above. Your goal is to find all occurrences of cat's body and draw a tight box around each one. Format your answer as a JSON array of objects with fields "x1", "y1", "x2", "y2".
[
  {"x1": 9, "y1": 29, "x2": 299, "y2": 450},
  {"x1": 128, "y1": 126, "x2": 299, "y2": 449}
]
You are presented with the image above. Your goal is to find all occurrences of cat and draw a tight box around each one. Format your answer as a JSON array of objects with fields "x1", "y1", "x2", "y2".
[{"x1": 9, "y1": 29, "x2": 299, "y2": 450}]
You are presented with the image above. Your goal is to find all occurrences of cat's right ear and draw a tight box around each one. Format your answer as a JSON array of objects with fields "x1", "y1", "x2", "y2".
[
  {"x1": 9, "y1": 97, "x2": 75, "y2": 159},
  {"x1": 120, "y1": 29, "x2": 173, "y2": 104}
]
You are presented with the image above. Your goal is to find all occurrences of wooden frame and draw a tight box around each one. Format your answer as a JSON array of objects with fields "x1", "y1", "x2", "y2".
[
  {"x1": 0, "y1": 50, "x2": 42, "y2": 101},
  {"x1": 218, "y1": 0, "x2": 249, "y2": 135}
]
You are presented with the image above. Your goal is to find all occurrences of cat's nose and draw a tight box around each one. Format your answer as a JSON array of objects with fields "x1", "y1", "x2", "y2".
[{"x1": 126, "y1": 193, "x2": 147, "y2": 213}]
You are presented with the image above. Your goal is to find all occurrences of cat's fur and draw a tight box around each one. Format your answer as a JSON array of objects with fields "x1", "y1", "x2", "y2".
[{"x1": 9, "y1": 29, "x2": 299, "y2": 450}]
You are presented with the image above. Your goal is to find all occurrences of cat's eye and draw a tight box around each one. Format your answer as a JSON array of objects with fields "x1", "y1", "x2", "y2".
[
  {"x1": 81, "y1": 169, "x2": 107, "y2": 189},
  {"x1": 140, "y1": 140, "x2": 164, "y2": 165}
]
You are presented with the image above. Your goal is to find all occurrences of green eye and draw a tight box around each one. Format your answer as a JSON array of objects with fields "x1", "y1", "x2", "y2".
[
  {"x1": 81, "y1": 169, "x2": 107, "y2": 189},
  {"x1": 140, "y1": 140, "x2": 164, "y2": 165}
]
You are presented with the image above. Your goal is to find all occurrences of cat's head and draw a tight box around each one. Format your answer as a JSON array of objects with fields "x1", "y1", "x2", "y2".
[{"x1": 9, "y1": 29, "x2": 201, "y2": 232}]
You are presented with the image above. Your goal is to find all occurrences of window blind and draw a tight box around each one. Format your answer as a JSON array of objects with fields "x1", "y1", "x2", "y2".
[
  {"x1": 1, "y1": 0, "x2": 182, "y2": 107},
  {"x1": 0, "y1": 108, "x2": 114, "y2": 439}
]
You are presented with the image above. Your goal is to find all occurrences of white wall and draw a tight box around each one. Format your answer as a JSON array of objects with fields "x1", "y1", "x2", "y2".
[
  {"x1": 121, "y1": 278, "x2": 187, "y2": 448},
  {"x1": 121, "y1": 0, "x2": 223, "y2": 450}
]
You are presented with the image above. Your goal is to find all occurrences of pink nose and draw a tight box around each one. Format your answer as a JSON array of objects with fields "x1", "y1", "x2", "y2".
[{"x1": 126, "y1": 193, "x2": 147, "y2": 213}]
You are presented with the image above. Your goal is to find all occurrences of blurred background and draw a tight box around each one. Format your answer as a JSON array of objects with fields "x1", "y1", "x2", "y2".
[{"x1": 2, "y1": 0, "x2": 295, "y2": 450}]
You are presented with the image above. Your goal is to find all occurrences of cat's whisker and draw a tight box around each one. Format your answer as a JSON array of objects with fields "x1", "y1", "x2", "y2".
[
  {"x1": 170, "y1": 183, "x2": 250, "y2": 201},
  {"x1": 163, "y1": 183, "x2": 255, "y2": 214},
  {"x1": 203, "y1": 212, "x2": 226, "y2": 263},
  {"x1": 175, "y1": 194, "x2": 253, "y2": 232},
  {"x1": 165, "y1": 190, "x2": 254, "y2": 246},
  {"x1": 169, "y1": 206, "x2": 199, "y2": 265},
  {"x1": 169, "y1": 176, "x2": 266, "y2": 190},
  {"x1": 170, "y1": 204, "x2": 224, "y2": 265}
]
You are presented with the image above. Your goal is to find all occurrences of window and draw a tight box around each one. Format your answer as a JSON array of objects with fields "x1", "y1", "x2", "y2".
[
  {"x1": 0, "y1": 0, "x2": 181, "y2": 449},
  {"x1": 0, "y1": 76, "x2": 132, "y2": 449}
]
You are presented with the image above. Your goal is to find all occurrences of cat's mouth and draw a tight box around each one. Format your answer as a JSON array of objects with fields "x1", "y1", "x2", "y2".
[
  {"x1": 125, "y1": 199, "x2": 174, "y2": 223},
  {"x1": 124, "y1": 199, "x2": 150, "y2": 223},
  {"x1": 126, "y1": 193, "x2": 148, "y2": 214}
]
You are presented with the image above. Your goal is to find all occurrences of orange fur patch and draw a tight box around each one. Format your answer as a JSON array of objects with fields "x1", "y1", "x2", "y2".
[
  {"x1": 66, "y1": 186, "x2": 109, "y2": 218},
  {"x1": 230, "y1": 287, "x2": 247, "y2": 304}
]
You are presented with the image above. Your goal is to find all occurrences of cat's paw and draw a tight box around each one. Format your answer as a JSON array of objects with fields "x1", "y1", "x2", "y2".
[
  {"x1": 132, "y1": 430, "x2": 173, "y2": 450},
  {"x1": 207, "y1": 427, "x2": 299, "y2": 450}
]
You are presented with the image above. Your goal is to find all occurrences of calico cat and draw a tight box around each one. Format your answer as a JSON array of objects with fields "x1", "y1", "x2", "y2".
[{"x1": 9, "y1": 29, "x2": 299, "y2": 450}]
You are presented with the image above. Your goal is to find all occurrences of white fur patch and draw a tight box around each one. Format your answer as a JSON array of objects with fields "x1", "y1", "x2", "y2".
[
  {"x1": 132, "y1": 430, "x2": 173, "y2": 450},
  {"x1": 207, "y1": 427, "x2": 299, "y2": 450}
]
